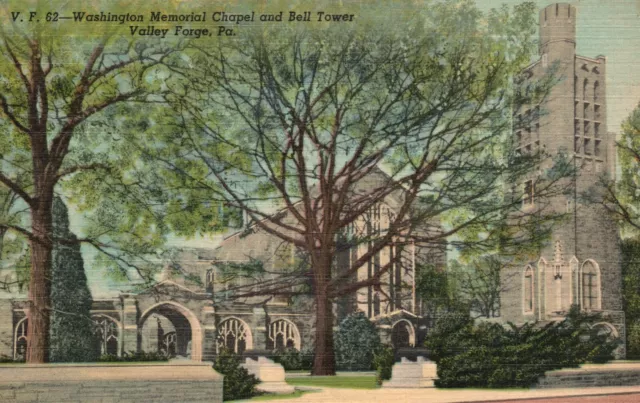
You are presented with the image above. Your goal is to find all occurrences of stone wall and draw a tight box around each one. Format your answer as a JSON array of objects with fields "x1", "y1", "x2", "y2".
[
  {"x1": 537, "y1": 362, "x2": 640, "y2": 389},
  {"x1": 0, "y1": 361, "x2": 222, "y2": 403}
]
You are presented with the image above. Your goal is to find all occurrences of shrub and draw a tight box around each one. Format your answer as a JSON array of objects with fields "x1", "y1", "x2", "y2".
[
  {"x1": 426, "y1": 306, "x2": 620, "y2": 388},
  {"x1": 373, "y1": 345, "x2": 395, "y2": 385},
  {"x1": 271, "y1": 347, "x2": 314, "y2": 371},
  {"x1": 213, "y1": 348, "x2": 260, "y2": 401},
  {"x1": 335, "y1": 311, "x2": 381, "y2": 370},
  {"x1": 272, "y1": 347, "x2": 302, "y2": 371},
  {"x1": 627, "y1": 322, "x2": 640, "y2": 359},
  {"x1": 300, "y1": 346, "x2": 314, "y2": 370},
  {"x1": 0, "y1": 354, "x2": 21, "y2": 363}
]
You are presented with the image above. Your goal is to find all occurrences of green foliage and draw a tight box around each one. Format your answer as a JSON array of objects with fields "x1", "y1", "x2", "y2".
[
  {"x1": 335, "y1": 312, "x2": 382, "y2": 371},
  {"x1": 0, "y1": 354, "x2": 21, "y2": 363},
  {"x1": 213, "y1": 348, "x2": 260, "y2": 401},
  {"x1": 372, "y1": 345, "x2": 395, "y2": 386},
  {"x1": 426, "y1": 306, "x2": 619, "y2": 388},
  {"x1": 97, "y1": 351, "x2": 168, "y2": 362},
  {"x1": 615, "y1": 102, "x2": 640, "y2": 235},
  {"x1": 416, "y1": 264, "x2": 453, "y2": 309},
  {"x1": 49, "y1": 197, "x2": 97, "y2": 363},
  {"x1": 271, "y1": 347, "x2": 313, "y2": 371},
  {"x1": 621, "y1": 239, "x2": 640, "y2": 357}
]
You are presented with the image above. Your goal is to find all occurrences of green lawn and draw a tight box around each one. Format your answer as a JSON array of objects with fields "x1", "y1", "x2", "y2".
[
  {"x1": 286, "y1": 375, "x2": 378, "y2": 389},
  {"x1": 244, "y1": 390, "x2": 310, "y2": 401}
]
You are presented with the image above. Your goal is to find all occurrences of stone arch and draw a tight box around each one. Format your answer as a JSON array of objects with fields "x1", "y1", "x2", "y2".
[
  {"x1": 590, "y1": 322, "x2": 619, "y2": 339},
  {"x1": 13, "y1": 317, "x2": 27, "y2": 360},
  {"x1": 580, "y1": 259, "x2": 601, "y2": 311},
  {"x1": 92, "y1": 314, "x2": 121, "y2": 356},
  {"x1": 523, "y1": 265, "x2": 535, "y2": 314},
  {"x1": 267, "y1": 318, "x2": 301, "y2": 350},
  {"x1": 216, "y1": 317, "x2": 253, "y2": 354},
  {"x1": 391, "y1": 319, "x2": 415, "y2": 349},
  {"x1": 139, "y1": 301, "x2": 203, "y2": 361}
]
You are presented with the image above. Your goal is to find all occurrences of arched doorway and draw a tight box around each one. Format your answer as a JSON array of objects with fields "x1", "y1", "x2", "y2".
[
  {"x1": 591, "y1": 322, "x2": 618, "y2": 341},
  {"x1": 139, "y1": 302, "x2": 203, "y2": 361},
  {"x1": 391, "y1": 320, "x2": 415, "y2": 349}
]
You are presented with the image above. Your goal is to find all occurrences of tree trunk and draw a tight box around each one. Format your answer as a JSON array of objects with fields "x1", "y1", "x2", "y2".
[
  {"x1": 26, "y1": 202, "x2": 53, "y2": 363},
  {"x1": 312, "y1": 289, "x2": 336, "y2": 375}
]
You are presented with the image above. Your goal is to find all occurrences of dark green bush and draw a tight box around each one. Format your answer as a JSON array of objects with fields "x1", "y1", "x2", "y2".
[
  {"x1": 49, "y1": 197, "x2": 97, "y2": 363},
  {"x1": 335, "y1": 311, "x2": 381, "y2": 370},
  {"x1": 213, "y1": 348, "x2": 260, "y2": 401},
  {"x1": 300, "y1": 347, "x2": 314, "y2": 371},
  {"x1": 97, "y1": 351, "x2": 169, "y2": 362},
  {"x1": 272, "y1": 347, "x2": 302, "y2": 371},
  {"x1": 271, "y1": 347, "x2": 313, "y2": 371},
  {"x1": 0, "y1": 354, "x2": 21, "y2": 363},
  {"x1": 426, "y1": 306, "x2": 620, "y2": 388},
  {"x1": 373, "y1": 345, "x2": 395, "y2": 385}
]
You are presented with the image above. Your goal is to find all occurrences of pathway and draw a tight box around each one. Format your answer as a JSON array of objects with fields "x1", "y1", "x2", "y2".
[{"x1": 262, "y1": 386, "x2": 640, "y2": 402}]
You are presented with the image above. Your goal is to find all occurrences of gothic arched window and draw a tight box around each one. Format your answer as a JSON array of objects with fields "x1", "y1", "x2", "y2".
[
  {"x1": 524, "y1": 266, "x2": 534, "y2": 313},
  {"x1": 14, "y1": 318, "x2": 28, "y2": 361},
  {"x1": 581, "y1": 261, "x2": 600, "y2": 310},
  {"x1": 217, "y1": 318, "x2": 252, "y2": 354},
  {"x1": 267, "y1": 319, "x2": 300, "y2": 350},
  {"x1": 92, "y1": 315, "x2": 119, "y2": 356},
  {"x1": 593, "y1": 81, "x2": 600, "y2": 103}
]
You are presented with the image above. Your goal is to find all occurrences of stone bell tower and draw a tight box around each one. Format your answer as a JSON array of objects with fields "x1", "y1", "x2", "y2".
[{"x1": 500, "y1": 3, "x2": 625, "y2": 356}]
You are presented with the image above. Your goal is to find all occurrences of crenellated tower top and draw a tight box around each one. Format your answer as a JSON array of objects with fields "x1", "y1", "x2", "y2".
[{"x1": 539, "y1": 3, "x2": 577, "y2": 55}]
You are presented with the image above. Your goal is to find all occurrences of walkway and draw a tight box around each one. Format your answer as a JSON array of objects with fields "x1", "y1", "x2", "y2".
[{"x1": 264, "y1": 386, "x2": 640, "y2": 402}]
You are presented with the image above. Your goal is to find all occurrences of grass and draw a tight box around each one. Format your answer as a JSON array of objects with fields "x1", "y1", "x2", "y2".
[
  {"x1": 243, "y1": 390, "x2": 311, "y2": 401},
  {"x1": 286, "y1": 375, "x2": 378, "y2": 389}
]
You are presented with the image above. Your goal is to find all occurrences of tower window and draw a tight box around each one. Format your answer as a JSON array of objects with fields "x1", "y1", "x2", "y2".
[
  {"x1": 584, "y1": 138, "x2": 591, "y2": 155},
  {"x1": 594, "y1": 81, "x2": 600, "y2": 103},
  {"x1": 205, "y1": 269, "x2": 214, "y2": 293},
  {"x1": 583, "y1": 78, "x2": 589, "y2": 100},
  {"x1": 524, "y1": 267, "x2": 534, "y2": 313},
  {"x1": 594, "y1": 140, "x2": 601, "y2": 157},
  {"x1": 523, "y1": 180, "x2": 534, "y2": 207},
  {"x1": 581, "y1": 261, "x2": 600, "y2": 310}
]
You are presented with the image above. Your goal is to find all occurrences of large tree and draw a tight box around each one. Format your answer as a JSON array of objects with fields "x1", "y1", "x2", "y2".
[
  {"x1": 137, "y1": 1, "x2": 570, "y2": 375},
  {"x1": 0, "y1": 2, "x2": 182, "y2": 362}
]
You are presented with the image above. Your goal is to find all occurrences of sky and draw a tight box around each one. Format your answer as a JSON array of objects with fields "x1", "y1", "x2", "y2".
[{"x1": 3, "y1": 0, "x2": 639, "y2": 298}]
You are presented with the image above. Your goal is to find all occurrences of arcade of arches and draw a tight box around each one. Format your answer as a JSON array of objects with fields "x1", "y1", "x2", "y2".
[{"x1": 3, "y1": 283, "x2": 426, "y2": 361}]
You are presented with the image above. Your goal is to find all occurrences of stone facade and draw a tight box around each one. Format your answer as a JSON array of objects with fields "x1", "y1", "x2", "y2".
[
  {"x1": 0, "y1": 169, "x2": 445, "y2": 362},
  {"x1": 499, "y1": 3, "x2": 625, "y2": 356}
]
